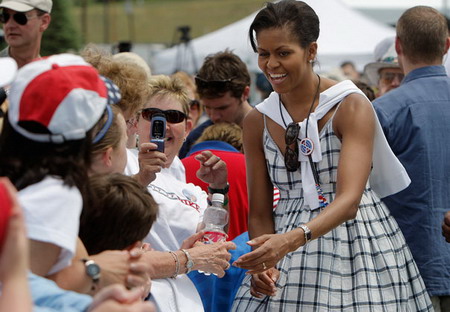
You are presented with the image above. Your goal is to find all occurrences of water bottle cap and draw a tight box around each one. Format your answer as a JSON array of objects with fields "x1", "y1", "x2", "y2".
[{"x1": 211, "y1": 193, "x2": 225, "y2": 203}]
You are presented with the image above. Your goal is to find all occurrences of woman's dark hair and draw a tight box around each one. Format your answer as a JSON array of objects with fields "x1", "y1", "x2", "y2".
[
  {"x1": 249, "y1": 0, "x2": 320, "y2": 52},
  {"x1": 0, "y1": 114, "x2": 93, "y2": 193}
]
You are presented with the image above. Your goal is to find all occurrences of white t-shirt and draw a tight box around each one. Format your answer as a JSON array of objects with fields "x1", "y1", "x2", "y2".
[
  {"x1": 126, "y1": 151, "x2": 207, "y2": 312},
  {"x1": 124, "y1": 148, "x2": 186, "y2": 183},
  {"x1": 18, "y1": 176, "x2": 82, "y2": 275}
]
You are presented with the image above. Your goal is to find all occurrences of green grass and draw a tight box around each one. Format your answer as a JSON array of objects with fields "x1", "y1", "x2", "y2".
[{"x1": 72, "y1": 0, "x2": 268, "y2": 45}]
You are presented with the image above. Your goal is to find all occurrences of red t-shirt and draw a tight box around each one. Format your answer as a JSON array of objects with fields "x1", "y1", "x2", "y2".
[{"x1": 182, "y1": 149, "x2": 248, "y2": 240}]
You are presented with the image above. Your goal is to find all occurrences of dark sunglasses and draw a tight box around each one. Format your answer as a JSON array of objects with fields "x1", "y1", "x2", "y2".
[
  {"x1": 285, "y1": 122, "x2": 300, "y2": 172},
  {"x1": 141, "y1": 108, "x2": 187, "y2": 124},
  {"x1": 0, "y1": 11, "x2": 40, "y2": 25},
  {"x1": 194, "y1": 76, "x2": 236, "y2": 90}
]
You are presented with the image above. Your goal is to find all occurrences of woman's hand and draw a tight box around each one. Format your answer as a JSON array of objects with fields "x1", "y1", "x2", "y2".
[
  {"x1": 232, "y1": 233, "x2": 296, "y2": 274},
  {"x1": 90, "y1": 250, "x2": 149, "y2": 288},
  {"x1": 250, "y1": 268, "x2": 280, "y2": 298},
  {"x1": 195, "y1": 151, "x2": 227, "y2": 188},
  {"x1": 128, "y1": 248, "x2": 152, "y2": 298},
  {"x1": 180, "y1": 231, "x2": 204, "y2": 250},
  {"x1": 134, "y1": 142, "x2": 167, "y2": 187},
  {"x1": 188, "y1": 241, "x2": 236, "y2": 277}
]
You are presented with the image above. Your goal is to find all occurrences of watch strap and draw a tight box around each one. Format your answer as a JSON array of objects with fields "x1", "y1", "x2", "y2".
[
  {"x1": 81, "y1": 258, "x2": 101, "y2": 291},
  {"x1": 207, "y1": 183, "x2": 229, "y2": 195},
  {"x1": 299, "y1": 224, "x2": 312, "y2": 244}
]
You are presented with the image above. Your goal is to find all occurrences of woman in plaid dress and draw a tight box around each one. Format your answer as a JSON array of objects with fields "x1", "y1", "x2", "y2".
[{"x1": 231, "y1": 1, "x2": 433, "y2": 311}]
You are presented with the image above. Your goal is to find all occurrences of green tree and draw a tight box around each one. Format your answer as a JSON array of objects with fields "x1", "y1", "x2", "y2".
[{"x1": 41, "y1": 0, "x2": 81, "y2": 55}]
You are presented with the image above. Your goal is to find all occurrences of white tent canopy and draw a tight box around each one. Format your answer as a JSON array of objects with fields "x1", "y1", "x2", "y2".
[{"x1": 151, "y1": 0, "x2": 395, "y2": 75}]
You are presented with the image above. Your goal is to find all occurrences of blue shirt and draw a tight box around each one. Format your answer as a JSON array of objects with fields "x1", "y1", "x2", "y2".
[
  {"x1": 188, "y1": 232, "x2": 250, "y2": 312},
  {"x1": 29, "y1": 273, "x2": 92, "y2": 312},
  {"x1": 373, "y1": 65, "x2": 450, "y2": 296}
]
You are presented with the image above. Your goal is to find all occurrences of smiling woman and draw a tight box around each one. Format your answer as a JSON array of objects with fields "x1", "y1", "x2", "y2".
[
  {"x1": 125, "y1": 75, "x2": 236, "y2": 312},
  {"x1": 231, "y1": 0, "x2": 433, "y2": 311}
]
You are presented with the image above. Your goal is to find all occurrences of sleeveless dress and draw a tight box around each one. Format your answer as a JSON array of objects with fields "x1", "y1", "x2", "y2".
[{"x1": 232, "y1": 107, "x2": 433, "y2": 311}]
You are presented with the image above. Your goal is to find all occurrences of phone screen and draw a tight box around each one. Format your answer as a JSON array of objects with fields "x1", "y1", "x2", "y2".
[{"x1": 150, "y1": 113, "x2": 166, "y2": 152}]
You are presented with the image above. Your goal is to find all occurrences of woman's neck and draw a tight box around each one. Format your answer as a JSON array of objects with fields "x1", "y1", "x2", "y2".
[{"x1": 280, "y1": 73, "x2": 321, "y2": 120}]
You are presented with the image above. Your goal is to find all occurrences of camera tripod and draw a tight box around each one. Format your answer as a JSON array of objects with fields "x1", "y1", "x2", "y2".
[{"x1": 173, "y1": 25, "x2": 198, "y2": 74}]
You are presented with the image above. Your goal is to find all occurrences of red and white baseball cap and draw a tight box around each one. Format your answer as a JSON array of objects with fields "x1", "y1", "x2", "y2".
[{"x1": 8, "y1": 53, "x2": 121, "y2": 143}]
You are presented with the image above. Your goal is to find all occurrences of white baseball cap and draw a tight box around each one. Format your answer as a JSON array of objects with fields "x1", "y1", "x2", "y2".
[
  {"x1": 0, "y1": 0, "x2": 52, "y2": 13},
  {"x1": 8, "y1": 53, "x2": 121, "y2": 143}
]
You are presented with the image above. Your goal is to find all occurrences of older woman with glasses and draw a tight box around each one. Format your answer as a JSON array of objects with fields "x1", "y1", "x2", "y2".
[
  {"x1": 126, "y1": 75, "x2": 235, "y2": 312},
  {"x1": 231, "y1": 1, "x2": 432, "y2": 311}
]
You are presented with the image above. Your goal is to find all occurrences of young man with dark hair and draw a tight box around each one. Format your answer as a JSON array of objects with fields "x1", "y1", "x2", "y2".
[
  {"x1": 80, "y1": 173, "x2": 158, "y2": 255},
  {"x1": 373, "y1": 6, "x2": 450, "y2": 311},
  {"x1": 179, "y1": 50, "x2": 253, "y2": 158}
]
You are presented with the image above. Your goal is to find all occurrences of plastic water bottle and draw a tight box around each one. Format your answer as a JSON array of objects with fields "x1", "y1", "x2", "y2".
[
  {"x1": 199, "y1": 193, "x2": 228, "y2": 275},
  {"x1": 202, "y1": 193, "x2": 228, "y2": 244}
]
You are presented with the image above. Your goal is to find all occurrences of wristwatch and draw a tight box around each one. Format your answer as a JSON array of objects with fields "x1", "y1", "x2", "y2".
[
  {"x1": 81, "y1": 258, "x2": 101, "y2": 291},
  {"x1": 207, "y1": 182, "x2": 229, "y2": 195},
  {"x1": 299, "y1": 224, "x2": 312, "y2": 245},
  {"x1": 180, "y1": 249, "x2": 195, "y2": 274}
]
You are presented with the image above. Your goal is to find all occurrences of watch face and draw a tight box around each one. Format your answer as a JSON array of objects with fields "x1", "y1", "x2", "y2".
[
  {"x1": 87, "y1": 263, "x2": 101, "y2": 277},
  {"x1": 187, "y1": 260, "x2": 194, "y2": 269}
]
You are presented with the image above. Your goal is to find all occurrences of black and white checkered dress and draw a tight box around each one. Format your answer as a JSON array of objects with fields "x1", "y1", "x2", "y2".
[{"x1": 232, "y1": 115, "x2": 433, "y2": 311}]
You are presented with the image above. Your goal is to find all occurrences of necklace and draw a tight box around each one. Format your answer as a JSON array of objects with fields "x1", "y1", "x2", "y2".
[{"x1": 279, "y1": 73, "x2": 321, "y2": 135}]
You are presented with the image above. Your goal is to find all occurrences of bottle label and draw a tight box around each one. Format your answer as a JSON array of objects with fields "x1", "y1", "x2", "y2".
[{"x1": 202, "y1": 231, "x2": 227, "y2": 244}]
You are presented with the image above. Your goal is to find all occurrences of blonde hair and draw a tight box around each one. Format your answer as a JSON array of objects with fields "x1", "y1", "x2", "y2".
[
  {"x1": 81, "y1": 45, "x2": 149, "y2": 116},
  {"x1": 196, "y1": 122, "x2": 243, "y2": 152},
  {"x1": 91, "y1": 105, "x2": 123, "y2": 156},
  {"x1": 148, "y1": 75, "x2": 190, "y2": 116}
]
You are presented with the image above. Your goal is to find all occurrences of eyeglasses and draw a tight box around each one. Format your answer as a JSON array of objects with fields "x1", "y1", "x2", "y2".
[
  {"x1": 0, "y1": 11, "x2": 40, "y2": 25},
  {"x1": 194, "y1": 76, "x2": 236, "y2": 90},
  {"x1": 141, "y1": 108, "x2": 187, "y2": 124},
  {"x1": 380, "y1": 72, "x2": 404, "y2": 85},
  {"x1": 285, "y1": 122, "x2": 300, "y2": 172}
]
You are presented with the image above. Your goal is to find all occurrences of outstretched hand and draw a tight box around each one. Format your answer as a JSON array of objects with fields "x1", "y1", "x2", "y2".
[
  {"x1": 195, "y1": 151, "x2": 227, "y2": 188},
  {"x1": 232, "y1": 233, "x2": 293, "y2": 274}
]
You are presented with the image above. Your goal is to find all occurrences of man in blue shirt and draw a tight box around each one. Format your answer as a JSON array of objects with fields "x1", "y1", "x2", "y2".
[{"x1": 373, "y1": 6, "x2": 450, "y2": 311}]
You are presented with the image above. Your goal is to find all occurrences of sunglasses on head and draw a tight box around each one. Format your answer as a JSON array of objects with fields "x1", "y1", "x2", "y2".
[
  {"x1": 141, "y1": 108, "x2": 187, "y2": 124},
  {"x1": 194, "y1": 76, "x2": 236, "y2": 90},
  {"x1": 285, "y1": 122, "x2": 300, "y2": 172},
  {"x1": 0, "y1": 11, "x2": 40, "y2": 25}
]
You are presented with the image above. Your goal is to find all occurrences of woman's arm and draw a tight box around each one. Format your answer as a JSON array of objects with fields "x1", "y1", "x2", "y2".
[
  {"x1": 293, "y1": 93, "x2": 375, "y2": 243},
  {"x1": 142, "y1": 232, "x2": 236, "y2": 279},
  {"x1": 243, "y1": 109, "x2": 275, "y2": 240},
  {"x1": 235, "y1": 94, "x2": 375, "y2": 273}
]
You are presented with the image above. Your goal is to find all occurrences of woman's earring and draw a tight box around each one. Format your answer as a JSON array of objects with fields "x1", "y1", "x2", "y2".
[{"x1": 309, "y1": 59, "x2": 313, "y2": 64}]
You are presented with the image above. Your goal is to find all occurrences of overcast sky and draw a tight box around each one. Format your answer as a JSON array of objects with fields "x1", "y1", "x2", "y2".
[{"x1": 342, "y1": 0, "x2": 444, "y2": 9}]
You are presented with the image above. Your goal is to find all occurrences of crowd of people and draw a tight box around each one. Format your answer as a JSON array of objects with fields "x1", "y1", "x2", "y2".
[{"x1": 1, "y1": 0, "x2": 450, "y2": 311}]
